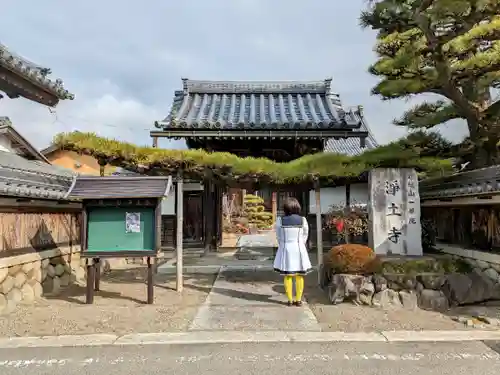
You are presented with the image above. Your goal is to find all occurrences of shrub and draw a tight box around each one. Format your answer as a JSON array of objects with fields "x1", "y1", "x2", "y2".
[
  {"x1": 324, "y1": 244, "x2": 379, "y2": 274},
  {"x1": 421, "y1": 218, "x2": 437, "y2": 251},
  {"x1": 243, "y1": 194, "x2": 273, "y2": 229}
]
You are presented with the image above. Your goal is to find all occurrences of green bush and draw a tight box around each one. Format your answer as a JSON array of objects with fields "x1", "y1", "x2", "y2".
[{"x1": 243, "y1": 194, "x2": 273, "y2": 229}]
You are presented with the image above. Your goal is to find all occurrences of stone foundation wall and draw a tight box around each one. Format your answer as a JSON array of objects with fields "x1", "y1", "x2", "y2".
[
  {"x1": 326, "y1": 270, "x2": 500, "y2": 312},
  {"x1": 0, "y1": 246, "x2": 85, "y2": 315},
  {"x1": 437, "y1": 243, "x2": 500, "y2": 284}
]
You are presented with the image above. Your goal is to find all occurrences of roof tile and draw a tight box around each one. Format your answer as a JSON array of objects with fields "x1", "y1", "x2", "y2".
[{"x1": 158, "y1": 79, "x2": 364, "y2": 130}]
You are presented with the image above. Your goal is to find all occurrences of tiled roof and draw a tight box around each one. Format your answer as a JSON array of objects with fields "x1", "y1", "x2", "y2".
[
  {"x1": 0, "y1": 43, "x2": 74, "y2": 104},
  {"x1": 67, "y1": 176, "x2": 172, "y2": 200},
  {"x1": 0, "y1": 117, "x2": 50, "y2": 162},
  {"x1": 0, "y1": 151, "x2": 74, "y2": 200},
  {"x1": 323, "y1": 121, "x2": 379, "y2": 155},
  {"x1": 420, "y1": 165, "x2": 500, "y2": 200},
  {"x1": 156, "y1": 79, "x2": 364, "y2": 130}
]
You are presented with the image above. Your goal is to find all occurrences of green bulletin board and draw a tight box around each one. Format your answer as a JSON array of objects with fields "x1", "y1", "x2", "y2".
[{"x1": 86, "y1": 207, "x2": 155, "y2": 252}]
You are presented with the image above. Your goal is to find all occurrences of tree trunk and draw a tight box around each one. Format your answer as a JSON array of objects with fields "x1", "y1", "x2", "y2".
[{"x1": 469, "y1": 121, "x2": 500, "y2": 168}]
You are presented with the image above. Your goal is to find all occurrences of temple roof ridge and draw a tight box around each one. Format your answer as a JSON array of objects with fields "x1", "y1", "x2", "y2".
[{"x1": 181, "y1": 78, "x2": 335, "y2": 95}]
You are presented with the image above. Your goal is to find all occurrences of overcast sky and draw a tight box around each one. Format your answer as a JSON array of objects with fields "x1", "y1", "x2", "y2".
[{"x1": 1, "y1": 0, "x2": 468, "y2": 150}]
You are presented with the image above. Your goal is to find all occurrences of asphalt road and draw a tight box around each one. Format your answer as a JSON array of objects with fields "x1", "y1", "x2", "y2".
[{"x1": 1, "y1": 341, "x2": 500, "y2": 375}]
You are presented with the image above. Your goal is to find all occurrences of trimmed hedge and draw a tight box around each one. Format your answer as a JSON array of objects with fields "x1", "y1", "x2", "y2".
[{"x1": 53, "y1": 131, "x2": 453, "y2": 185}]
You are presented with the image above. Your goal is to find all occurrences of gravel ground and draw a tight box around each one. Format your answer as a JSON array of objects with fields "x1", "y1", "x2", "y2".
[
  {"x1": 0, "y1": 268, "x2": 216, "y2": 337},
  {"x1": 303, "y1": 273, "x2": 472, "y2": 332}
]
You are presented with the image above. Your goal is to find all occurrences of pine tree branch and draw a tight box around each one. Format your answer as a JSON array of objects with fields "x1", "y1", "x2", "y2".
[
  {"x1": 393, "y1": 101, "x2": 462, "y2": 128},
  {"x1": 485, "y1": 98, "x2": 500, "y2": 117}
]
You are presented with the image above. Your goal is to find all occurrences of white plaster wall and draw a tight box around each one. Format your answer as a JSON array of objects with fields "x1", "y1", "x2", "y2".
[
  {"x1": 308, "y1": 186, "x2": 346, "y2": 214},
  {"x1": 308, "y1": 183, "x2": 369, "y2": 214},
  {"x1": 0, "y1": 134, "x2": 13, "y2": 153},
  {"x1": 161, "y1": 182, "x2": 204, "y2": 215},
  {"x1": 369, "y1": 168, "x2": 422, "y2": 256},
  {"x1": 350, "y1": 183, "x2": 369, "y2": 206}
]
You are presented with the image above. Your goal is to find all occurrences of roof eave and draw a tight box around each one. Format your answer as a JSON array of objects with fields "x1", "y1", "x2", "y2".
[
  {"x1": 151, "y1": 128, "x2": 369, "y2": 140},
  {"x1": 0, "y1": 44, "x2": 74, "y2": 104}
]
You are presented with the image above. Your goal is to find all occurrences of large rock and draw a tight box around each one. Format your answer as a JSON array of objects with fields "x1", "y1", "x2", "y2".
[
  {"x1": 483, "y1": 268, "x2": 499, "y2": 282},
  {"x1": 14, "y1": 272, "x2": 26, "y2": 288},
  {"x1": 490, "y1": 263, "x2": 500, "y2": 273},
  {"x1": 384, "y1": 274, "x2": 417, "y2": 291},
  {"x1": 399, "y1": 290, "x2": 418, "y2": 309},
  {"x1": 20, "y1": 283, "x2": 35, "y2": 304},
  {"x1": 21, "y1": 261, "x2": 34, "y2": 274},
  {"x1": 1, "y1": 275, "x2": 14, "y2": 295},
  {"x1": 47, "y1": 265, "x2": 56, "y2": 278},
  {"x1": 372, "y1": 288, "x2": 402, "y2": 308},
  {"x1": 359, "y1": 278, "x2": 375, "y2": 305},
  {"x1": 419, "y1": 289, "x2": 449, "y2": 311},
  {"x1": 417, "y1": 274, "x2": 446, "y2": 290},
  {"x1": 0, "y1": 267, "x2": 8, "y2": 284},
  {"x1": 0, "y1": 293, "x2": 6, "y2": 312},
  {"x1": 441, "y1": 272, "x2": 500, "y2": 306},
  {"x1": 6, "y1": 288, "x2": 22, "y2": 304},
  {"x1": 327, "y1": 274, "x2": 372, "y2": 305},
  {"x1": 373, "y1": 275, "x2": 387, "y2": 292},
  {"x1": 54, "y1": 264, "x2": 65, "y2": 277},
  {"x1": 475, "y1": 259, "x2": 490, "y2": 270}
]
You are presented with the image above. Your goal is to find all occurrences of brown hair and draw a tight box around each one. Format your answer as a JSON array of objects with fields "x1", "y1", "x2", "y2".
[{"x1": 283, "y1": 197, "x2": 301, "y2": 216}]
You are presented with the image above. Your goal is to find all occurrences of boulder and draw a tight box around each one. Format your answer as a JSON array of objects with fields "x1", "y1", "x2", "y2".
[
  {"x1": 372, "y1": 288, "x2": 402, "y2": 308},
  {"x1": 483, "y1": 268, "x2": 499, "y2": 282},
  {"x1": 399, "y1": 290, "x2": 418, "y2": 309},
  {"x1": 418, "y1": 289, "x2": 449, "y2": 311},
  {"x1": 54, "y1": 264, "x2": 65, "y2": 277},
  {"x1": 1, "y1": 275, "x2": 14, "y2": 295},
  {"x1": 359, "y1": 278, "x2": 375, "y2": 305},
  {"x1": 6, "y1": 288, "x2": 22, "y2": 304},
  {"x1": 417, "y1": 274, "x2": 446, "y2": 290},
  {"x1": 373, "y1": 275, "x2": 387, "y2": 292},
  {"x1": 47, "y1": 265, "x2": 56, "y2": 278},
  {"x1": 0, "y1": 267, "x2": 8, "y2": 284},
  {"x1": 14, "y1": 272, "x2": 26, "y2": 288},
  {"x1": 475, "y1": 259, "x2": 490, "y2": 270},
  {"x1": 20, "y1": 283, "x2": 35, "y2": 304},
  {"x1": 441, "y1": 272, "x2": 500, "y2": 306},
  {"x1": 384, "y1": 274, "x2": 417, "y2": 291},
  {"x1": 21, "y1": 261, "x2": 34, "y2": 274},
  {"x1": 490, "y1": 263, "x2": 500, "y2": 273},
  {"x1": 327, "y1": 274, "x2": 371, "y2": 305}
]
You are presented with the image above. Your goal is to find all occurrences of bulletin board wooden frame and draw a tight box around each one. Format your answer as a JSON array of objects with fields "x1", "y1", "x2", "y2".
[{"x1": 80, "y1": 198, "x2": 162, "y2": 305}]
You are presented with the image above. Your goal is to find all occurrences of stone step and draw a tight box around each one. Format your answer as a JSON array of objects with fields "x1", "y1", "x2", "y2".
[{"x1": 234, "y1": 246, "x2": 276, "y2": 260}]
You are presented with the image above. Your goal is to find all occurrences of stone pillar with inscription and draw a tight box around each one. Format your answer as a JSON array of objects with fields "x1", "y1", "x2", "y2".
[{"x1": 368, "y1": 168, "x2": 422, "y2": 256}]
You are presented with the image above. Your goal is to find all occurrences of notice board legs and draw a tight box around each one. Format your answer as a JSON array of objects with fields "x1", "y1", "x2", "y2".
[
  {"x1": 147, "y1": 257, "x2": 154, "y2": 304},
  {"x1": 86, "y1": 259, "x2": 95, "y2": 304},
  {"x1": 94, "y1": 258, "x2": 101, "y2": 291}
]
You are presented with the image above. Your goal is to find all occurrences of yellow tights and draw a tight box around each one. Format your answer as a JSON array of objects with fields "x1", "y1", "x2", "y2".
[{"x1": 284, "y1": 275, "x2": 305, "y2": 302}]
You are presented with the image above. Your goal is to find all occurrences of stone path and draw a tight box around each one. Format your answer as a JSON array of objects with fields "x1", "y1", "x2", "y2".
[{"x1": 189, "y1": 270, "x2": 320, "y2": 331}]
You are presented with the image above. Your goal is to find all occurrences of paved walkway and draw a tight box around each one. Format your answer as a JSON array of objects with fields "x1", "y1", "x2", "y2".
[{"x1": 189, "y1": 270, "x2": 320, "y2": 331}]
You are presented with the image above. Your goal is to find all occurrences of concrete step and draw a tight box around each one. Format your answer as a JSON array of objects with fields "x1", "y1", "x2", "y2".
[{"x1": 234, "y1": 246, "x2": 276, "y2": 260}]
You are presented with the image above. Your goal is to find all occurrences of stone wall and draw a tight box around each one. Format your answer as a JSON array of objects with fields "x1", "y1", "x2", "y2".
[
  {"x1": 437, "y1": 244, "x2": 500, "y2": 284},
  {"x1": 327, "y1": 270, "x2": 500, "y2": 312},
  {"x1": 0, "y1": 245, "x2": 86, "y2": 315}
]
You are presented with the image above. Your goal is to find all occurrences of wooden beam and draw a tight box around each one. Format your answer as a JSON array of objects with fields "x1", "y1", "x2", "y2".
[
  {"x1": 314, "y1": 183, "x2": 323, "y2": 285},
  {"x1": 151, "y1": 129, "x2": 369, "y2": 139},
  {"x1": 176, "y1": 177, "x2": 184, "y2": 292},
  {"x1": 271, "y1": 192, "x2": 277, "y2": 223}
]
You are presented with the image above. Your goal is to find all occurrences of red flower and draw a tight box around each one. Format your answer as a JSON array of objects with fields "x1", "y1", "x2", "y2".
[{"x1": 335, "y1": 219, "x2": 345, "y2": 232}]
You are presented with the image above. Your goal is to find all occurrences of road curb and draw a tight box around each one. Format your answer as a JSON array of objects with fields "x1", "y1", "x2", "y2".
[{"x1": 1, "y1": 330, "x2": 500, "y2": 348}]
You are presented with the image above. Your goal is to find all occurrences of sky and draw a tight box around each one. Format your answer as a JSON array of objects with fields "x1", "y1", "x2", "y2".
[{"x1": 0, "y1": 0, "x2": 469, "y2": 150}]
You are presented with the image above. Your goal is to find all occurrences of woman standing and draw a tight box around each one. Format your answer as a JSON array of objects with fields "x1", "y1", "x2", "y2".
[{"x1": 273, "y1": 197, "x2": 312, "y2": 306}]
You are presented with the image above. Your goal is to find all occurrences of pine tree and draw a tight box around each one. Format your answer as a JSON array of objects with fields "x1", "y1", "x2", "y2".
[{"x1": 361, "y1": 0, "x2": 500, "y2": 167}]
